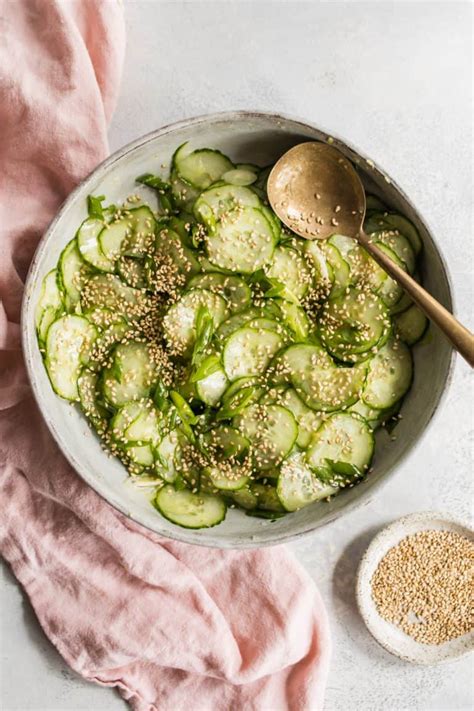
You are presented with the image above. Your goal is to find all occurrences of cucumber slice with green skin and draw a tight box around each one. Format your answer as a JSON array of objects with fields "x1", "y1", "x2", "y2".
[
  {"x1": 364, "y1": 243, "x2": 406, "y2": 309},
  {"x1": 45, "y1": 315, "x2": 97, "y2": 401},
  {"x1": 99, "y1": 206, "x2": 156, "y2": 260},
  {"x1": 394, "y1": 304, "x2": 428, "y2": 345},
  {"x1": 276, "y1": 300, "x2": 310, "y2": 341},
  {"x1": 35, "y1": 270, "x2": 63, "y2": 343},
  {"x1": 320, "y1": 243, "x2": 351, "y2": 297},
  {"x1": 260, "y1": 205, "x2": 282, "y2": 242},
  {"x1": 149, "y1": 227, "x2": 201, "y2": 292},
  {"x1": 201, "y1": 425, "x2": 250, "y2": 459},
  {"x1": 223, "y1": 326, "x2": 283, "y2": 381},
  {"x1": 277, "y1": 452, "x2": 337, "y2": 512},
  {"x1": 205, "y1": 465, "x2": 249, "y2": 491},
  {"x1": 102, "y1": 342, "x2": 157, "y2": 407},
  {"x1": 250, "y1": 483, "x2": 286, "y2": 512},
  {"x1": 175, "y1": 148, "x2": 234, "y2": 190},
  {"x1": 125, "y1": 401, "x2": 162, "y2": 445},
  {"x1": 306, "y1": 412, "x2": 374, "y2": 482},
  {"x1": 318, "y1": 287, "x2": 391, "y2": 363},
  {"x1": 193, "y1": 184, "x2": 260, "y2": 229},
  {"x1": 188, "y1": 273, "x2": 252, "y2": 314},
  {"x1": 125, "y1": 444, "x2": 155, "y2": 467},
  {"x1": 304, "y1": 241, "x2": 334, "y2": 297},
  {"x1": 389, "y1": 288, "x2": 413, "y2": 315},
  {"x1": 116, "y1": 256, "x2": 147, "y2": 289},
  {"x1": 155, "y1": 429, "x2": 182, "y2": 483},
  {"x1": 222, "y1": 376, "x2": 261, "y2": 403},
  {"x1": 222, "y1": 168, "x2": 258, "y2": 186},
  {"x1": 77, "y1": 217, "x2": 115, "y2": 273},
  {"x1": 205, "y1": 207, "x2": 275, "y2": 274},
  {"x1": 235, "y1": 403, "x2": 298, "y2": 470},
  {"x1": 228, "y1": 485, "x2": 258, "y2": 509},
  {"x1": 215, "y1": 308, "x2": 261, "y2": 342},
  {"x1": 195, "y1": 366, "x2": 228, "y2": 406},
  {"x1": 80, "y1": 273, "x2": 149, "y2": 317},
  {"x1": 362, "y1": 338, "x2": 413, "y2": 410},
  {"x1": 58, "y1": 239, "x2": 91, "y2": 306},
  {"x1": 369, "y1": 230, "x2": 416, "y2": 274},
  {"x1": 365, "y1": 212, "x2": 422, "y2": 255},
  {"x1": 348, "y1": 399, "x2": 381, "y2": 423},
  {"x1": 283, "y1": 343, "x2": 366, "y2": 412},
  {"x1": 86, "y1": 318, "x2": 129, "y2": 371},
  {"x1": 110, "y1": 401, "x2": 146, "y2": 443},
  {"x1": 163, "y1": 288, "x2": 229, "y2": 355},
  {"x1": 280, "y1": 388, "x2": 324, "y2": 448},
  {"x1": 77, "y1": 369, "x2": 109, "y2": 433},
  {"x1": 170, "y1": 169, "x2": 199, "y2": 209},
  {"x1": 264, "y1": 245, "x2": 312, "y2": 302},
  {"x1": 154, "y1": 485, "x2": 226, "y2": 529}
]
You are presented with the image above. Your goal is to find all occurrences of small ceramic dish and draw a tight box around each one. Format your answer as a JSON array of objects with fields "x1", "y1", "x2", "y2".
[{"x1": 357, "y1": 511, "x2": 474, "y2": 664}]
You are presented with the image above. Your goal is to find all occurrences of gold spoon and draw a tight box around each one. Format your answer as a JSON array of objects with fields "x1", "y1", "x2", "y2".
[{"x1": 267, "y1": 142, "x2": 474, "y2": 367}]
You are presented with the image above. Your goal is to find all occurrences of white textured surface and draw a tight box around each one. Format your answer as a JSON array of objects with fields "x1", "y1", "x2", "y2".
[{"x1": 1, "y1": 1, "x2": 472, "y2": 710}]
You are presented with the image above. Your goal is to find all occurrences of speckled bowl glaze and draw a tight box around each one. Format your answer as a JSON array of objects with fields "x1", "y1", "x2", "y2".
[
  {"x1": 357, "y1": 512, "x2": 474, "y2": 664},
  {"x1": 22, "y1": 111, "x2": 454, "y2": 548}
]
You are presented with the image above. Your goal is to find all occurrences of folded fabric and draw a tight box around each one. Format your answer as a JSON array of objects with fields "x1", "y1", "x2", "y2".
[{"x1": 0, "y1": 2, "x2": 331, "y2": 709}]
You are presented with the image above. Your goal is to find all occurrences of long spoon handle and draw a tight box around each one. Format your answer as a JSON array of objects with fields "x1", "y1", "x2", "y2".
[{"x1": 357, "y1": 230, "x2": 474, "y2": 367}]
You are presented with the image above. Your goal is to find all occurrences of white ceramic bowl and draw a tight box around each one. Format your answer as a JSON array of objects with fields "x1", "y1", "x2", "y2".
[
  {"x1": 357, "y1": 512, "x2": 474, "y2": 664},
  {"x1": 22, "y1": 111, "x2": 454, "y2": 548}
]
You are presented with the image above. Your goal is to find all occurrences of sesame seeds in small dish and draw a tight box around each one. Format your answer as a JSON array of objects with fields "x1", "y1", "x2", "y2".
[{"x1": 356, "y1": 512, "x2": 474, "y2": 664}]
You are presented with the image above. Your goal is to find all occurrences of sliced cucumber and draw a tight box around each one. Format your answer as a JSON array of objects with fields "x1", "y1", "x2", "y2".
[
  {"x1": 103, "y1": 342, "x2": 157, "y2": 407},
  {"x1": 223, "y1": 326, "x2": 283, "y2": 381},
  {"x1": 370, "y1": 230, "x2": 416, "y2": 274},
  {"x1": 45, "y1": 315, "x2": 97, "y2": 401},
  {"x1": 365, "y1": 212, "x2": 422, "y2": 255},
  {"x1": 205, "y1": 465, "x2": 249, "y2": 491},
  {"x1": 175, "y1": 147, "x2": 234, "y2": 190},
  {"x1": 58, "y1": 239, "x2": 91, "y2": 306},
  {"x1": 188, "y1": 273, "x2": 251, "y2": 314},
  {"x1": 77, "y1": 369, "x2": 109, "y2": 432},
  {"x1": 304, "y1": 241, "x2": 334, "y2": 295},
  {"x1": 194, "y1": 184, "x2": 260, "y2": 229},
  {"x1": 77, "y1": 217, "x2": 115, "y2": 272},
  {"x1": 251, "y1": 483, "x2": 286, "y2": 512},
  {"x1": 363, "y1": 243, "x2": 406, "y2": 309},
  {"x1": 125, "y1": 444, "x2": 154, "y2": 467},
  {"x1": 35, "y1": 270, "x2": 63, "y2": 343},
  {"x1": 320, "y1": 243, "x2": 351, "y2": 296},
  {"x1": 80, "y1": 273, "x2": 148, "y2": 316},
  {"x1": 154, "y1": 485, "x2": 226, "y2": 529},
  {"x1": 125, "y1": 400, "x2": 162, "y2": 445},
  {"x1": 205, "y1": 207, "x2": 275, "y2": 274},
  {"x1": 265, "y1": 245, "x2": 312, "y2": 302},
  {"x1": 163, "y1": 288, "x2": 228, "y2": 355},
  {"x1": 362, "y1": 338, "x2": 413, "y2": 409},
  {"x1": 280, "y1": 388, "x2": 324, "y2": 448},
  {"x1": 110, "y1": 401, "x2": 146, "y2": 443},
  {"x1": 87, "y1": 318, "x2": 129, "y2": 371},
  {"x1": 235, "y1": 403, "x2": 297, "y2": 469},
  {"x1": 222, "y1": 168, "x2": 257, "y2": 186},
  {"x1": 228, "y1": 485, "x2": 258, "y2": 510},
  {"x1": 99, "y1": 206, "x2": 155, "y2": 260},
  {"x1": 276, "y1": 300, "x2": 310, "y2": 341},
  {"x1": 170, "y1": 169, "x2": 199, "y2": 209},
  {"x1": 215, "y1": 308, "x2": 261, "y2": 342},
  {"x1": 306, "y1": 412, "x2": 374, "y2": 480},
  {"x1": 319, "y1": 287, "x2": 391, "y2": 362},
  {"x1": 195, "y1": 365, "x2": 228, "y2": 406},
  {"x1": 155, "y1": 429, "x2": 181, "y2": 483},
  {"x1": 394, "y1": 304, "x2": 428, "y2": 345},
  {"x1": 116, "y1": 256, "x2": 147, "y2": 289},
  {"x1": 277, "y1": 452, "x2": 337, "y2": 512}
]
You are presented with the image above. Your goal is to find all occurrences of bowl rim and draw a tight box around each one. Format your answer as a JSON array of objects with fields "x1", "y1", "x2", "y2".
[
  {"x1": 21, "y1": 110, "x2": 456, "y2": 548},
  {"x1": 356, "y1": 511, "x2": 474, "y2": 664}
]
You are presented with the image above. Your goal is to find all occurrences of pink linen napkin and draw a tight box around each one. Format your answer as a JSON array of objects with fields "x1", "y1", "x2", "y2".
[{"x1": 0, "y1": 2, "x2": 331, "y2": 709}]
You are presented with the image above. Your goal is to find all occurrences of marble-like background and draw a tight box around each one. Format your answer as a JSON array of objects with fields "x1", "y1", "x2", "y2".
[{"x1": 1, "y1": 2, "x2": 472, "y2": 709}]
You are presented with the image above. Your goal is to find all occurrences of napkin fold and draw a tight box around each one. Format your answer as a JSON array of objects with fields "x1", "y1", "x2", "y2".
[{"x1": 0, "y1": 1, "x2": 331, "y2": 709}]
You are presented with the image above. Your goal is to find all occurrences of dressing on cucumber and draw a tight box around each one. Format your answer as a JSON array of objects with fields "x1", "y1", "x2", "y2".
[{"x1": 35, "y1": 143, "x2": 423, "y2": 529}]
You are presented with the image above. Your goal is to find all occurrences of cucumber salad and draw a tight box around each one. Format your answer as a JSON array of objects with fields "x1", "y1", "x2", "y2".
[{"x1": 35, "y1": 143, "x2": 427, "y2": 529}]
